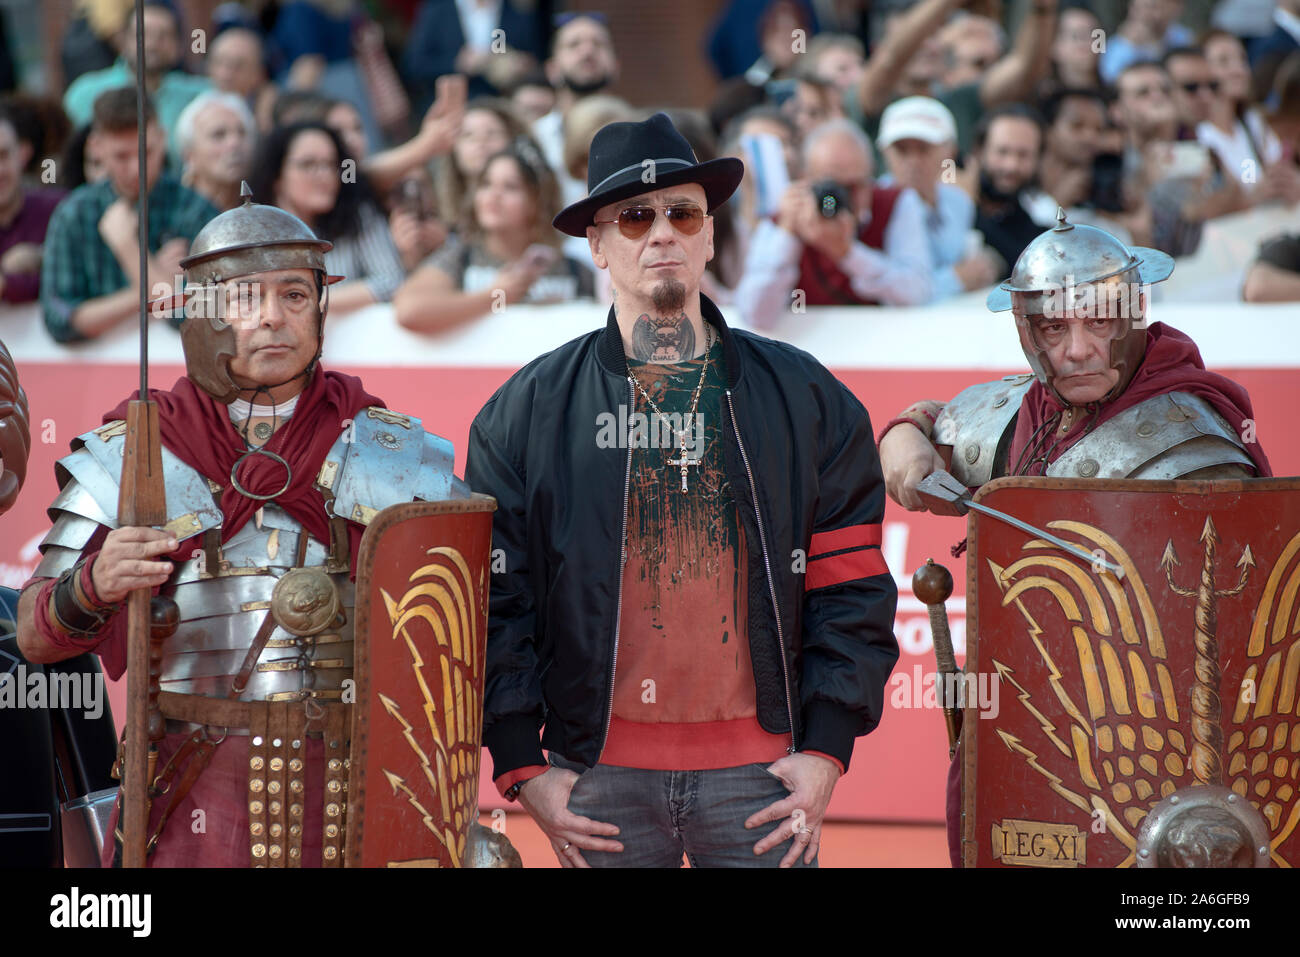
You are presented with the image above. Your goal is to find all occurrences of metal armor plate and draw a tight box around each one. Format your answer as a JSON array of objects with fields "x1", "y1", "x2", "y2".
[
  {"x1": 963, "y1": 477, "x2": 1300, "y2": 868},
  {"x1": 1047, "y1": 393, "x2": 1255, "y2": 480},
  {"x1": 934, "y1": 375, "x2": 1036, "y2": 487},
  {"x1": 345, "y1": 495, "x2": 496, "y2": 868}
]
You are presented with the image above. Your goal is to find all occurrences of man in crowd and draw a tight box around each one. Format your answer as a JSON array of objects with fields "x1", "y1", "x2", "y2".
[
  {"x1": 855, "y1": 0, "x2": 1058, "y2": 155},
  {"x1": 937, "y1": 12, "x2": 1005, "y2": 89},
  {"x1": 1099, "y1": 0, "x2": 1194, "y2": 84},
  {"x1": 467, "y1": 113, "x2": 898, "y2": 867},
  {"x1": 971, "y1": 104, "x2": 1049, "y2": 269},
  {"x1": 1164, "y1": 46, "x2": 1220, "y2": 139},
  {"x1": 40, "y1": 90, "x2": 216, "y2": 343},
  {"x1": 0, "y1": 105, "x2": 64, "y2": 304},
  {"x1": 63, "y1": 1, "x2": 210, "y2": 162},
  {"x1": 207, "y1": 26, "x2": 275, "y2": 132},
  {"x1": 876, "y1": 96, "x2": 999, "y2": 299},
  {"x1": 176, "y1": 91, "x2": 256, "y2": 212},
  {"x1": 806, "y1": 33, "x2": 866, "y2": 98},
  {"x1": 1034, "y1": 87, "x2": 1144, "y2": 244},
  {"x1": 18, "y1": 190, "x2": 470, "y2": 867},
  {"x1": 736, "y1": 118, "x2": 934, "y2": 327},
  {"x1": 876, "y1": 213, "x2": 1270, "y2": 865},
  {"x1": 534, "y1": 13, "x2": 620, "y2": 198}
]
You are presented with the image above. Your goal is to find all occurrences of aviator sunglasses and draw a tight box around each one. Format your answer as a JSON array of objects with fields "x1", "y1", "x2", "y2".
[{"x1": 594, "y1": 202, "x2": 707, "y2": 239}]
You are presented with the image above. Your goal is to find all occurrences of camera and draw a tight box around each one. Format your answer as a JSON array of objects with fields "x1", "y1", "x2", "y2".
[{"x1": 811, "y1": 179, "x2": 853, "y2": 219}]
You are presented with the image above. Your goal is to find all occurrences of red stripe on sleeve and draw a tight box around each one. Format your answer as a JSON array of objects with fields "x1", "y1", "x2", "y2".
[
  {"x1": 805, "y1": 548, "x2": 889, "y2": 590},
  {"x1": 809, "y1": 523, "x2": 882, "y2": 558}
]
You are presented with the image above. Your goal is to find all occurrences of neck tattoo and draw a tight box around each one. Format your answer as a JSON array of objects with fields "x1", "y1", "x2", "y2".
[
  {"x1": 630, "y1": 311, "x2": 698, "y2": 363},
  {"x1": 627, "y1": 324, "x2": 715, "y2": 493}
]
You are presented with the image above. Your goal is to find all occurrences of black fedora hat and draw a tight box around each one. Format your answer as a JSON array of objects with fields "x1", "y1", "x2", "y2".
[{"x1": 553, "y1": 112, "x2": 745, "y2": 238}]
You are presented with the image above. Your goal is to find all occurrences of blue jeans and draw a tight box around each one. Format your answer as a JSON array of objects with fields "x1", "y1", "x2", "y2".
[{"x1": 551, "y1": 755, "x2": 819, "y2": 868}]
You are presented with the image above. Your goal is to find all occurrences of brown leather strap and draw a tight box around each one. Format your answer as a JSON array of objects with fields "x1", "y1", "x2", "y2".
[
  {"x1": 159, "y1": 690, "x2": 258, "y2": 729},
  {"x1": 231, "y1": 610, "x2": 280, "y2": 697},
  {"x1": 202, "y1": 528, "x2": 221, "y2": 578},
  {"x1": 285, "y1": 717, "x2": 307, "y2": 869},
  {"x1": 149, "y1": 730, "x2": 217, "y2": 854},
  {"x1": 266, "y1": 701, "x2": 290, "y2": 867},
  {"x1": 321, "y1": 703, "x2": 349, "y2": 867},
  {"x1": 248, "y1": 706, "x2": 270, "y2": 867}
]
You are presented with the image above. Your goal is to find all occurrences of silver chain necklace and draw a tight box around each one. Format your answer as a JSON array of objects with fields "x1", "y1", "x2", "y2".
[{"x1": 626, "y1": 323, "x2": 714, "y2": 493}]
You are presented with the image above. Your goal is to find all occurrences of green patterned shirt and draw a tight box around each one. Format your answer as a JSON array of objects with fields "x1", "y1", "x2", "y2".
[{"x1": 40, "y1": 173, "x2": 217, "y2": 343}]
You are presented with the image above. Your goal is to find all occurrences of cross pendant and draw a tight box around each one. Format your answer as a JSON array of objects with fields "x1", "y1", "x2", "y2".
[{"x1": 667, "y1": 451, "x2": 702, "y2": 492}]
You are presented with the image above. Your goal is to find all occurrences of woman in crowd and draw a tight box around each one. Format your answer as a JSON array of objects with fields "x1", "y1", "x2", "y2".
[
  {"x1": 248, "y1": 121, "x2": 405, "y2": 316},
  {"x1": 1199, "y1": 29, "x2": 1300, "y2": 203},
  {"x1": 1040, "y1": 3, "x2": 1104, "y2": 101},
  {"x1": 394, "y1": 138, "x2": 592, "y2": 333},
  {"x1": 434, "y1": 98, "x2": 528, "y2": 238}
]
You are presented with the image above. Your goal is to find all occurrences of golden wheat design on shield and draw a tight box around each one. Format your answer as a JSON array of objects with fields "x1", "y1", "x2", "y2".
[
  {"x1": 378, "y1": 546, "x2": 483, "y2": 867},
  {"x1": 987, "y1": 521, "x2": 1300, "y2": 868}
]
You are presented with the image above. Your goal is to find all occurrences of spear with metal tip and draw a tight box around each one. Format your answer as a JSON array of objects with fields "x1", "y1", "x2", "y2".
[{"x1": 117, "y1": 0, "x2": 178, "y2": 868}]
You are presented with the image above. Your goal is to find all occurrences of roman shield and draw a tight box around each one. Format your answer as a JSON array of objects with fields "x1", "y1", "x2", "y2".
[
  {"x1": 345, "y1": 494, "x2": 496, "y2": 867},
  {"x1": 963, "y1": 477, "x2": 1300, "y2": 868}
]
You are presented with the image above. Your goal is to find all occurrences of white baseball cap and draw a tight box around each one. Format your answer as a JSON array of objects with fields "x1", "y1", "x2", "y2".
[{"x1": 877, "y1": 96, "x2": 958, "y2": 148}]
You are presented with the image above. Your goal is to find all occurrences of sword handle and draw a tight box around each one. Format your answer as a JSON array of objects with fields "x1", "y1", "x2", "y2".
[{"x1": 913, "y1": 559, "x2": 963, "y2": 756}]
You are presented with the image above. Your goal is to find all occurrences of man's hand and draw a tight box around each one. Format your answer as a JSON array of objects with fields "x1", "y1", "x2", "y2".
[
  {"x1": 778, "y1": 182, "x2": 856, "y2": 259},
  {"x1": 1, "y1": 241, "x2": 43, "y2": 275},
  {"x1": 801, "y1": 210, "x2": 856, "y2": 261},
  {"x1": 774, "y1": 180, "x2": 815, "y2": 236},
  {"x1": 953, "y1": 248, "x2": 1000, "y2": 291},
  {"x1": 880, "y1": 422, "x2": 947, "y2": 511},
  {"x1": 516, "y1": 767, "x2": 622, "y2": 868},
  {"x1": 90, "y1": 527, "x2": 178, "y2": 605},
  {"x1": 492, "y1": 256, "x2": 549, "y2": 304},
  {"x1": 745, "y1": 752, "x2": 840, "y2": 867},
  {"x1": 390, "y1": 209, "x2": 447, "y2": 270},
  {"x1": 419, "y1": 75, "x2": 467, "y2": 156},
  {"x1": 98, "y1": 199, "x2": 138, "y2": 260}
]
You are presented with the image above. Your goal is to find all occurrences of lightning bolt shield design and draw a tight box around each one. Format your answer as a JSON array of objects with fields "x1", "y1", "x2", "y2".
[
  {"x1": 344, "y1": 498, "x2": 496, "y2": 868},
  {"x1": 964, "y1": 478, "x2": 1300, "y2": 869}
]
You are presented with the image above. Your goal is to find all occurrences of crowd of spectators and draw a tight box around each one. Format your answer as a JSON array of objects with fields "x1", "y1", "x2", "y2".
[{"x1": 0, "y1": 0, "x2": 1296, "y2": 347}]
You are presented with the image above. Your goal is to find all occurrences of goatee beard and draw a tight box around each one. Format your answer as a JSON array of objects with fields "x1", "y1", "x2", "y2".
[
  {"x1": 563, "y1": 73, "x2": 611, "y2": 97},
  {"x1": 651, "y1": 279, "x2": 686, "y2": 314},
  {"x1": 979, "y1": 168, "x2": 1028, "y2": 205}
]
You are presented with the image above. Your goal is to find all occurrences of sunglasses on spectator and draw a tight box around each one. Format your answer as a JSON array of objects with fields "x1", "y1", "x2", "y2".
[
  {"x1": 594, "y1": 203, "x2": 707, "y2": 239},
  {"x1": 1180, "y1": 80, "x2": 1220, "y2": 94}
]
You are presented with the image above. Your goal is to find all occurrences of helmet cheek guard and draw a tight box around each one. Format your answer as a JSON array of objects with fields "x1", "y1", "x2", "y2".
[
  {"x1": 988, "y1": 209, "x2": 1174, "y2": 407},
  {"x1": 178, "y1": 182, "x2": 344, "y2": 404}
]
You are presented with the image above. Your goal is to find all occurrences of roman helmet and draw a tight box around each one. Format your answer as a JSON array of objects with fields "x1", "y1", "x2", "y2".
[
  {"x1": 177, "y1": 182, "x2": 341, "y2": 403},
  {"x1": 986, "y1": 209, "x2": 1174, "y2": 406}
]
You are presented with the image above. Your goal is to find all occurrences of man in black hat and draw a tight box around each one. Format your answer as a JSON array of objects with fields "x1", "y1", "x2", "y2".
[{"x1": 466, "y1": 113, "x2": 899, "y2": 868}]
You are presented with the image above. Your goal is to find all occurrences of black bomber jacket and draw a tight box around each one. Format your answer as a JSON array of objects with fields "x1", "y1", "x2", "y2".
[{"x1": 465, "y1": 297, "x2": 899, "y2": 777}]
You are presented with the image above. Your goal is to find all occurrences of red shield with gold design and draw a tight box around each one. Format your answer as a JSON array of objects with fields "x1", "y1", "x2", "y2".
[
  {"x1": 963, "y1": 477, "x2": 1300, "y2": 869},
  {"x1": 345, "y1": 495, "x2": 496, "y2": 867}
]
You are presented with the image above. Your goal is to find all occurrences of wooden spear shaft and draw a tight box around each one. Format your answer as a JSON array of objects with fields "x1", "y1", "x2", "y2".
[{"x1": 118, "y1": 0, "x2": 166, "y2": 869}]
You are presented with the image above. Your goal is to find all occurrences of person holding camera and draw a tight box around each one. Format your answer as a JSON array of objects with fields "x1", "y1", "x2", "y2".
[{"x1": 734, "y1": 118, "x2": 934, "y2": 330}]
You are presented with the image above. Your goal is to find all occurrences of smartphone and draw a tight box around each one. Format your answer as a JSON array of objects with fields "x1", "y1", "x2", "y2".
[
  {"x1": 739, "y1": 132, "x2": 790, "y2": 219},
  {"x1": 435, "y1": 73, "x2": 468, "y2": 111}
]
